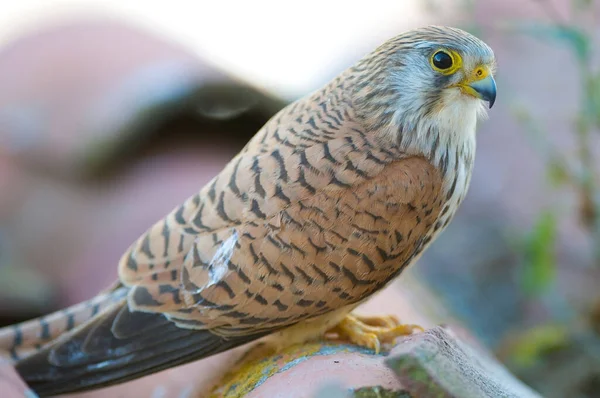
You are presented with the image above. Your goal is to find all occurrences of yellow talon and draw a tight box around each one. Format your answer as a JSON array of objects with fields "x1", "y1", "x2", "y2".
[
  {"x1": 328, "y1": 314, "x2": 423, "y2": 354},
  {"x1": 354, "y1": 314, "x2": 401, "y2": 329}
]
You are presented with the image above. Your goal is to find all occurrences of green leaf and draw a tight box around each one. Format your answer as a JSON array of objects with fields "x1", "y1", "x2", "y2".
[
  {"x1": 590, "y1": 72, "x2": 600, "y2": 129},
  {"x1": 546, "y1": 157, "x2": 570, "y2": 188},
  {"x1": 520, "y1": 211, "x2": 557, "y2": 296},
  {"x1": 507, "y1": 22, "x2": 590, "y2": 63},
  {"x1": 507, "y1": 324, "x2": 568, "y2": 367}
]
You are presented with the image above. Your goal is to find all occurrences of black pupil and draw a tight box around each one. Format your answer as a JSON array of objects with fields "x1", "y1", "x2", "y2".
[{"x1": 433, "y1": 51, "x2": 453, "y2": 69}]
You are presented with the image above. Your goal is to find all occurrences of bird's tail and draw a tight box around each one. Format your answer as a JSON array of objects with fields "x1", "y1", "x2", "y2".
[{"x1": 0, "y1": 286, "x2": 127, "y2": 362}]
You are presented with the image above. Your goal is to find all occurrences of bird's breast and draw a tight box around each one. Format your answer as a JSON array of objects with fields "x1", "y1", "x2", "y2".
[{"x1": 269, "y1": 156, "x2": 448, "y2": 298}]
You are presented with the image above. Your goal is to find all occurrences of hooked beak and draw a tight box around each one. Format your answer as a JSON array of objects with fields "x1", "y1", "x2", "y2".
[{"x1": 466, "y1": 75, "x2": 497, "y2": 109}]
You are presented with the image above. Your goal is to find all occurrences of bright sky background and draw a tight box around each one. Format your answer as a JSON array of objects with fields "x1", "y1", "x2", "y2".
[{"x1": 0, "y1": 1, "x2": 451, "y2": 98}]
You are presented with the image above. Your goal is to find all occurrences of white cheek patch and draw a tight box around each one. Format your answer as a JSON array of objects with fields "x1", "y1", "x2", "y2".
[{"x1": 434, "y1": 88, "x2": 485, "y2": 135}]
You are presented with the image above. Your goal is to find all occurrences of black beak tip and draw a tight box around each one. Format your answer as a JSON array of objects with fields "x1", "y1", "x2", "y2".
[
  {"x1": 469, "y1": 75, "x2": 497, "y2": 110},
  {"x1": 485, "y1": 78, "x2": 497, "y2": 109}
]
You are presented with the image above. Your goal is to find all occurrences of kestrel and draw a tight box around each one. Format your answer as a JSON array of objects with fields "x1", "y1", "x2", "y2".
[{"x1": 1, "y1": 25, "x2": 496, "y2": 396}]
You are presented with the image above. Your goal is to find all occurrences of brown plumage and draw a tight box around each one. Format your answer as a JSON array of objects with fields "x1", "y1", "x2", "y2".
[{"x1": 2, "y1": 25, "x2": 496, "y2": 396}]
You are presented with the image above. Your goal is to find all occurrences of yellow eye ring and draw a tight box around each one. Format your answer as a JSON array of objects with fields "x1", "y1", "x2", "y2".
[{"x1": 430, "y1": 49, "x2": 462, "y2": 75}]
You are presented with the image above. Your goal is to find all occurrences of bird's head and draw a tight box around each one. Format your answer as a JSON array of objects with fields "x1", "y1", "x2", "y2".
[
  {"x1": 353, "y1": 26, "x2": 496, "y2": 163},
  {"x1": 399, "y1": 26, "x2": 497, "y2": 109}
]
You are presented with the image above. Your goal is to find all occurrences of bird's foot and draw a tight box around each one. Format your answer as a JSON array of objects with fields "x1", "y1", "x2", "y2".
[{"x1": 328, "y1": 314, "x2": 423, "y2": 354}]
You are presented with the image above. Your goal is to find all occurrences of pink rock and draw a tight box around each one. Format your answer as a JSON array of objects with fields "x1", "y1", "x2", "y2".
[
  {"x1": 0, "y1": 17, "x2": 231, "y2": 177},
  {"x1": 243, "y1": 346, "x2": 403, "y2": 398}
]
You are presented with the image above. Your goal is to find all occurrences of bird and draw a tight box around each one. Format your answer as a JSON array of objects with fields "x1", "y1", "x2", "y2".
[{"x1": 0, "y1": 25, "x2": 497, "y2": 396}]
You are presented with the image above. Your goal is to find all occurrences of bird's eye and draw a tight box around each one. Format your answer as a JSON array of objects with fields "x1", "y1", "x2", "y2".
[
  {"x1": 432, "y1": 51, "x2": 453, "y2": 70},
  {"x1": 429, "y1": 50, "x2": 461, "y2": 75}
]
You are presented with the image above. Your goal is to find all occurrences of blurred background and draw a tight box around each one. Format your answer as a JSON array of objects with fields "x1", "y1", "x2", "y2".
[{"x1": 0, "y1": 0, "x2": 599, "y2": 397}]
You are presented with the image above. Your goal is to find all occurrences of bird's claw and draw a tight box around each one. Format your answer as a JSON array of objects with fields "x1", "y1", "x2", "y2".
[
  {"x1": 328, "y1": 314, "x2": 423, "y2": 354},
  {"x1": 353, "y1": 314, "x2": 402, "y2": 329}
]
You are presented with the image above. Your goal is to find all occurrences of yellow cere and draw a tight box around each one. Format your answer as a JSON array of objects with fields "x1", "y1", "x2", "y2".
[
  {"x1": 457, "y1": 63, "x2": 491, "y2": 99},
  {"x1": 465, "y1": 64, "x2": 490, "y2": 83}
]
